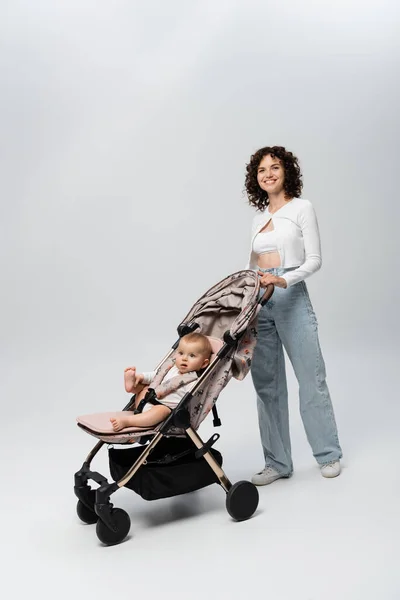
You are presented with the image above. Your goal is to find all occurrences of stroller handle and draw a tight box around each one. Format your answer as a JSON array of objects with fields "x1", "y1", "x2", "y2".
[{"x1": 259, "y1": 283, "x2": 275, "y2": 306}]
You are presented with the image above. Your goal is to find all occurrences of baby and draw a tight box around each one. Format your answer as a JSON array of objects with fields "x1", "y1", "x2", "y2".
[{"x1": 110, "y1": 333, "x2": 212, "y2": 432}]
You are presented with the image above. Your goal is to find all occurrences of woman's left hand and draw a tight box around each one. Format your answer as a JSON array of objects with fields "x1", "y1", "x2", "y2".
[{"x1": 257, "y1": 271, "x2": 287, "y2": 289}]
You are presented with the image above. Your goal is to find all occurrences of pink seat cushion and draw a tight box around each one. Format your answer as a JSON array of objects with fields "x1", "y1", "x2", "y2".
[{"x1": 77, "y1": 411, "x2": 152, "y2": 434}]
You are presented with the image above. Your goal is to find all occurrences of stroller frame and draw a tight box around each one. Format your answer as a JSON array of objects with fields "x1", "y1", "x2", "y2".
[{"x1": 74, "y1": 282, "x2": 274, "y2": 546}]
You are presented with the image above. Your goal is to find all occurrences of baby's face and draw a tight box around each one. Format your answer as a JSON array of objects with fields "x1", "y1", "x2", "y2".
[{"x1": 175, "y1": 340, "x2": 210, "y2": 374}]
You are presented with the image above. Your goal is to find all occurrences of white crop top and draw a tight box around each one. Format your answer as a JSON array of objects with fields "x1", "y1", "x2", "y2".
[
  {"x1": 252, "y1": 230, "x2": 278, "y2": 255},
  {"x1": 246, "y1": 198, "x2": 322, "y2": 287}
]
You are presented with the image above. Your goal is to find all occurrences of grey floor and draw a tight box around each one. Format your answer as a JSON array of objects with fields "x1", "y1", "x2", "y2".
[{"x1": 3, "y1": 345, "x2": 399, "y2": 600}]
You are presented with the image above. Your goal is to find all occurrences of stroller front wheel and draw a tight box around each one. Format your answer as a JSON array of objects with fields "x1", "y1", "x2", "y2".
[
  {"x1": 96, "y1": 508, "x2": 131, "y2": 546},
  {"x1": 226, "y1": 480, "x2": 259, "y2": 521},
  {"x1": 76, "y1": 500, "x2": 98, "y2": 525}
]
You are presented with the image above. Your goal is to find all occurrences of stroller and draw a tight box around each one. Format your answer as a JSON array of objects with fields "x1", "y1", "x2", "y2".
[{"x1": 74, "y1": 270, "x2": 273, "y2": 545}]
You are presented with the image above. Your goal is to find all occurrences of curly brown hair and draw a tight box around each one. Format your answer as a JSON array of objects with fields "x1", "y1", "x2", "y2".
[{"x1": 245, "y1": 146, "x2": 303, "y2": 211}]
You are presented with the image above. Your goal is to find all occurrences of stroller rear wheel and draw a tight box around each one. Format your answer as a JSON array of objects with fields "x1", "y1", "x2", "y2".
[
  {"x1": 226, "y1": 480, "x2": 259, "y2": 521},
  {"x1": 96, "y1": 508, "x2": 131, "y2": 546},
  {"x1": 76, "y1": 499, "x2": 98, "y2": 525}
]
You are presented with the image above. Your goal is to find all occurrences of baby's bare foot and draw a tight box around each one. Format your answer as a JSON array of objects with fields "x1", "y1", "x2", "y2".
[
  {"x1": 124, "y1": 367, "x2": 136, "y2": 393},
  {"x1": 110, "y1": 417, "x2": 131, "y2": 432}
]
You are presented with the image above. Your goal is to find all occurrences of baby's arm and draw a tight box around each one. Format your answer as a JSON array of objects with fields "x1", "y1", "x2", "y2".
[
  {"x1": 124, "y1": 368, "x2": 158, "y2": 395},
  {"x1": 141, "y1": 371, "x2": 157, "y2": 385}
]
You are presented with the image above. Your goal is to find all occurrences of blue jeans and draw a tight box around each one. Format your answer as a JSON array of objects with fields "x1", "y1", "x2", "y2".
[{"x1": 251, "y1": 267, "x2": 342, "y2": 475}]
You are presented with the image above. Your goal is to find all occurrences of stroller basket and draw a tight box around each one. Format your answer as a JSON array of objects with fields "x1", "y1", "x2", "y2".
[
  {"x1": 109, "y1": 436, "x2": 223, "y2": 501},
  {"x1": 74, "y1": 270, "x2": 273, "y2": 545}
]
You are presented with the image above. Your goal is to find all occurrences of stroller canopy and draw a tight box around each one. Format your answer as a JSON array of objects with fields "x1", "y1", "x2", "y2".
[{"x1": 179, "y1": 270, "x2": 260, "y2": 343}]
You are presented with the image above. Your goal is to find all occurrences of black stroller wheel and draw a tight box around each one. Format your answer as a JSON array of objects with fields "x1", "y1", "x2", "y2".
[
  {"x1": 96, "y1": 508, "x2": 131, "y2": 546},
  {"x1": 226, "y1": 480, "x2": 259, "y2": 521},
  {"x1": 76, "y1": 500, "x2": 98, "y2": 524}
]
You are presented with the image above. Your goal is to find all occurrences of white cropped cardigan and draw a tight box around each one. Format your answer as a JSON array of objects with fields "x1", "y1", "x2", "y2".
[{"x1": 246, "y1": 197, "x2": 322, "y2": 287}]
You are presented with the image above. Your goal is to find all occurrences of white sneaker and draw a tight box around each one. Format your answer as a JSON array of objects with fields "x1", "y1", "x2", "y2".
[
  {"x1": 320, "y1": 461, "x2": 341, "y2": 478},
  {"x1": 251, "y1": 466, "x2": 287, "y2": 486}
]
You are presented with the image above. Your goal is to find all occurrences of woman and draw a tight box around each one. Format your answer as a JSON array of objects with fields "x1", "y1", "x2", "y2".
[{"x1": 245, "y1": 146, "x2": 342, "y2": 484}]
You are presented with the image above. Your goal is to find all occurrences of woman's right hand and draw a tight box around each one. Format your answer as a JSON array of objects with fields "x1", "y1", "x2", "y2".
[{"x1": 257, "y1": 270, "x2": 287, "y2": 289}]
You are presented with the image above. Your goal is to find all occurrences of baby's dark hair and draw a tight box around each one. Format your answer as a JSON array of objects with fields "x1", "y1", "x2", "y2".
[{"x1": 180, "y1": 333, "x2": 212, "y2": 357}]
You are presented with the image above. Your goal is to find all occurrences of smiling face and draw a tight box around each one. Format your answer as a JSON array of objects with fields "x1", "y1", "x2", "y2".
[
  {"x1": 256, "y1": 154, "x2": 285, "y2": 196},
  {"x1": 175, "y1": 339, "x2": 211, "y2": 374}
]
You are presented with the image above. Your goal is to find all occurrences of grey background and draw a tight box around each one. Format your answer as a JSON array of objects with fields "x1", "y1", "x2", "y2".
[{"x1": 1, "y1": 1, "x2": 399, "y2": 599}]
